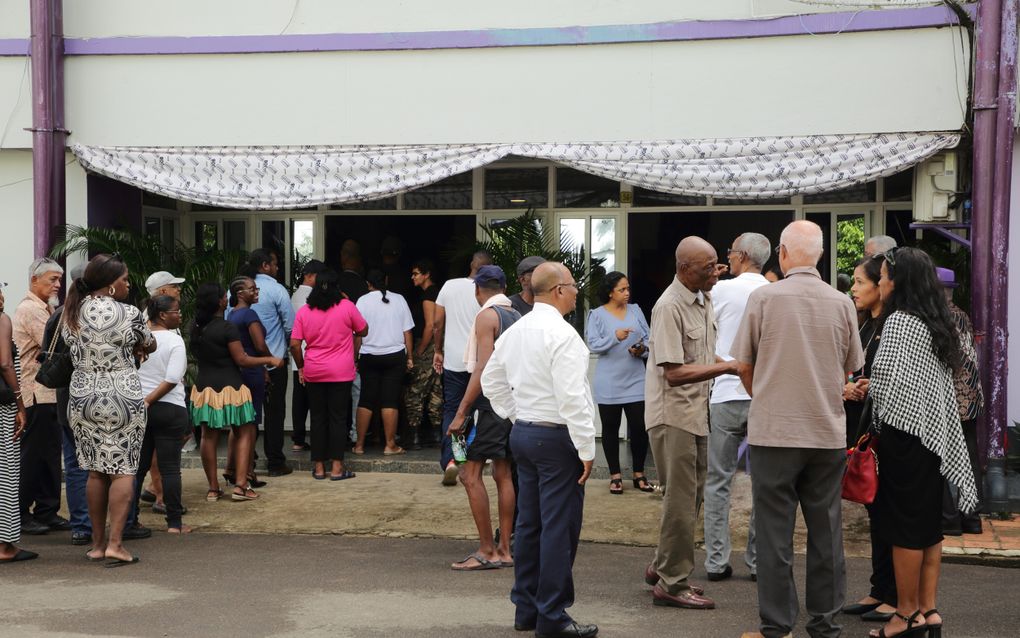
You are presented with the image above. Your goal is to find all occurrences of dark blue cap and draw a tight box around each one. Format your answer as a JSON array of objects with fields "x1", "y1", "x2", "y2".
[{"x1": 474, "y1": 265, "x2": 507, "y2": 288}]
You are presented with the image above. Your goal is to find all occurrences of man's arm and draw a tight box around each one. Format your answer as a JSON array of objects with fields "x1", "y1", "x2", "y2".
[
  {"x1": 736, "y1": 361, "x2": 754, "y2": 397},
  {"x1": 480, "y1": 341, "x2": 515, "y2": 423},
  {"x1": 550, "y1": 335, "x2": 597, "y2": 485},
  {"x1": 448, "y1": 309, "x2": 498, "y2": 434},
  {"x1": 662, "y1": 356, "x2": 738, "y2": 387},
  {"x1": 432, "y1": 304, "x2": 447, "y2": 374}
]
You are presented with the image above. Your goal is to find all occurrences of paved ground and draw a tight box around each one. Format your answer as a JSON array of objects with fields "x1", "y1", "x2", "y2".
[{"x1": 2, "y1": 532, "x2": 1017, "y2": 638}]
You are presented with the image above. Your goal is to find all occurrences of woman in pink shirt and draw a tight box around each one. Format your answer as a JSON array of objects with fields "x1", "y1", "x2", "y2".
[{"x1": 290, "y1": 269, "x2": 368, "y2": 481}]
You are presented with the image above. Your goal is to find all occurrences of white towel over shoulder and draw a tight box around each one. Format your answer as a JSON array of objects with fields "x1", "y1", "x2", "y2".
[{"x1": 464, "y1": 293, "x2": 512, "y2": 373}]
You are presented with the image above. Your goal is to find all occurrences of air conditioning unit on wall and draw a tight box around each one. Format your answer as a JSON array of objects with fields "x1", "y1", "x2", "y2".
[{"x1": 912, "y1": 151, "x2": 959, "y2": 223}]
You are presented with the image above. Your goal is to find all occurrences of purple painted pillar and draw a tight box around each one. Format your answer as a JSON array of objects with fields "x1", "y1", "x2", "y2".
[
  {"x1": 987, "y1": 0, "x2": 1011, "y2": 465},
  {"x1": 970, "y1": 0, "x2": 1003, "y2": 466},
  {"x1": 29, "y1": 0, "x2": 65, "y2": 258}
]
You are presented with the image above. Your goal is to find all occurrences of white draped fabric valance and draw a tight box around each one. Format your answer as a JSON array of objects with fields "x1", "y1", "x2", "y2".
[{"x1": 71, "y1": 133, "x2": 959, "y2": 210}]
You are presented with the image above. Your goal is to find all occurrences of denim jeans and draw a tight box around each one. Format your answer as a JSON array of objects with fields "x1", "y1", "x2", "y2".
[
  {"x1": 61, "y1": 422, "x2": 91, "y2": 534},
  {"x1": 439, "y1": 369, "x2": 470, "y2": 470}
]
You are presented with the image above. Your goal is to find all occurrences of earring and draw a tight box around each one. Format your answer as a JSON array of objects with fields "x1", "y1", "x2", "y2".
[{"x1": 109, "y1": 286, "x2": 115, "y2": 296}]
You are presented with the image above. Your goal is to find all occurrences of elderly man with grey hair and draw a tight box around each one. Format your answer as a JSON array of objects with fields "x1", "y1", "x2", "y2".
[
  {"x1": 12, "y1": 258, "x2": 69, "y2": 536},
  {"x1": 732, "y1": 221, "x2": 864, "y2": 638},
  {"x1": 703, "y1": 233, "x2": 771, "y2": 584},
  {"x1": 863, "y1": 234, "x2": 897, "y2": 258}
]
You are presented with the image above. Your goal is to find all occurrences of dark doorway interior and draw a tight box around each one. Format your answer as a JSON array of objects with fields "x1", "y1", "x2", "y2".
[
  {"x1": 627, "y1": 210, "x2": 794, "y2": 318},
  {"x1": 325, "y1": 214, "x2": 478, "y2": 285}
]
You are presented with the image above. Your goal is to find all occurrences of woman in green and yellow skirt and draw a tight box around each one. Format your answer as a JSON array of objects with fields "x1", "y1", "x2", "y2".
[{"x1": 189, "y1": 283, "x2": 282, "y2": 502}]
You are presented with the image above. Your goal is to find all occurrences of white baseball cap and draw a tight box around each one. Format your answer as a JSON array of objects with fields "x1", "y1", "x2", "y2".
[{"x1": 145, "y1": 271, "x2": 185, "y2": 295}]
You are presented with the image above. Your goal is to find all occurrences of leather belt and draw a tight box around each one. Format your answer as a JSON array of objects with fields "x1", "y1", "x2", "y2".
[{"x1": 525, "y1": 420, "x2": 568, "y2": 429}]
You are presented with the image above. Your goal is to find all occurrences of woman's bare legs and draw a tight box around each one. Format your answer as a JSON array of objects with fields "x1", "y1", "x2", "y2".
[
  {"x1": 354, "y1": 407, "x2": 372, "y2": 454},
  {"x1": 200, "y1": 426, "x2": 221, "y2": 495},
  {"x1": 382, "y1": 407, "x2": 400, "y2": 452},
  {"x1": 232, "y1": 423, "x2": 257, "y2": 496},
  {"x1": 103, "y1": 474, "x2": 136, "y2": 561},
  {"x1": 85, "y1": 471, "x2": 110, "y2": 560}
]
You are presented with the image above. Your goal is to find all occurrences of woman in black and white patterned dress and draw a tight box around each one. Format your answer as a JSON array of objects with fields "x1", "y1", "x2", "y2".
[
  {"x1": 0, "y1": 284, "x2": 36, "y2": 563},
  {"x1": 63, "y1": 255, "x2": 155, "y2": 567}
]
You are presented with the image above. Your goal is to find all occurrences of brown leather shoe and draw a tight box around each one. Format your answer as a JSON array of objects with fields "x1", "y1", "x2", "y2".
[
  {"x1": 644, "y1": 563, "x2": 704, "y2": 595},
  {"x1": 651, "y1": 583, "x2": 715, "y2": 609}
]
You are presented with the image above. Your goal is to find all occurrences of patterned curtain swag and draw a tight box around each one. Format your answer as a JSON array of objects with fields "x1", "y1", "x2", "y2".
[{"x1": 72, "y1": 133, "x2": 959, "y2": 210}]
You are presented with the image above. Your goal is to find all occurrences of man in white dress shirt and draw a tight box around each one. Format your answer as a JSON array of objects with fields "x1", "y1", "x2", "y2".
[
  {"x1": 481, "y1": 262, "x2": 598, "y2": 638},
  {"x1": 703, "y1": 233, "x2": 770, "y2": 582}
]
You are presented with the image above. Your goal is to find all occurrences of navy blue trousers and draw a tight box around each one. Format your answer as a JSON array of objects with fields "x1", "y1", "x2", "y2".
[{"x1": 510, "y1": 421, "x2": 584, "y2": 634}]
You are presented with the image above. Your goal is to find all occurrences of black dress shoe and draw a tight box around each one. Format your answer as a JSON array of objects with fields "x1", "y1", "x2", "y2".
[
  {"x1": 42, "y1": 515, "x2": 72, "y2": 531},
  {"x1": 267, "y1": 465, "x2": 294, "y2": 477},
  {"x1": 514, "y1": 623, "x2": 536, "y2": 631},
  {"x1": 842, "y1": 601, "x2": 881, "y2": 615},
  {"x1": 861, "y1": 608, "x2": 895, "y2": 622},
  {"x1": 21, "y1": 520, "x2": 49, "y2": 535},
  {"x1": 536, "y1": 621, "x2": 599, "y2": 638},
  {"x1": 70, "y1": 531, "x2": 92, "y2": 546},
  {"x1": 706, "y1": 564, "x2": 733, "y2": 581},
  {"x1": 122, "y1": 523, "x2": 152, "y2": 540}
]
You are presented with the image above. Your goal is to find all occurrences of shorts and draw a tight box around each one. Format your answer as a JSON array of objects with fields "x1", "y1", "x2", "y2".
[{"x1": 465, "y1": 407, "x2": 513, "y2": 462}]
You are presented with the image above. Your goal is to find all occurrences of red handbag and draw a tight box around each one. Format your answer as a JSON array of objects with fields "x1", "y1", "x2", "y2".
[{"x1": 842, "y1": 431, "x2": 879, "y2": 504}]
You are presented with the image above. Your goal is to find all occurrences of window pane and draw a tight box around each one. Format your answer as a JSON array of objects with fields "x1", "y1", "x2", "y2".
[
  {"x1": 884, "y1": 209, "x2": 915, "y2": 248},
  {"x1": 555, "y1": 168, "x2": 619, "y2": 208},
  {"x1": 591, "y1": 217, "x2": 616, "y2": 273},
  {"x1": 330, "y1": 196, "x2": 397, "y2": 210},
  {"x1": 713, "y1": 196, "x2": 790, "y2": 205},
  {"x1": 485, "y1": 168, "x2": 548, "y2": 209},
  {"x1": 804, "y1": 182, "x2": 876, "y2": 204},
  {"x1": 261, "y1": 220, "x2": 287, "y2": 285},
  {"x1": 559, "y1": 218, "x2": 586, "y2": 253},
  {"x1": 161, "y1": 219, "x2": 175, "y2": 252},
  {"x1": 195, "y1": 221, "x2": 218, "y2": 254},
  {"x1": 835, "y1": 215, "x2": 865, "y2": 279},
  {"x1": 631, "y1": 187, "x2": 707, "y2": 207},
  {"x1": 403, "y1": 172, "x2": 472, "y2": 210},
  {"x1": 144, "y1": 217, "x2": 161, "y2": 238},
  {"x1": 223, "y1": 220, "x2": 247, "y2": 251},
  {"x1": 291, "y1": 219, "x2": 315, "y2": 289},
  {"x1": 805, "y1": 212, "x2": 832, "y2": 283},
  {"x1": 883, "y1": 168, "x2": 914, "y2": 202}
]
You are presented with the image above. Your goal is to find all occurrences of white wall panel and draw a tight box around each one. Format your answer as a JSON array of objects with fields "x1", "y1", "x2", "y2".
[{"x1": 62, "y1": 27, "x2": 968, "y2": 147}]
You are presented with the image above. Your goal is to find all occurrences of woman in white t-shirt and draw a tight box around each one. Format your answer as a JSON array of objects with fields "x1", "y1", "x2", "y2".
[
  {"x1": 135, "y1": 295, "x2": 191, "y2": 534},
  {"x1": 353, "y1": 270, "x2": 414, "y2": 456}
]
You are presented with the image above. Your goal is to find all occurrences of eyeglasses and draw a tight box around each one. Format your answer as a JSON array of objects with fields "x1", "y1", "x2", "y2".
[
  {"x1": 555, "y1": 282, "x2": 578, "y2": 292},
  {"x1": 774, "y1": 244, "x2": 785, "y2": 256},
  {"x1": 163, "y1": 310, "x2": 182, "y2": 315},
  {"x1": 410, "y1": 271, "x2": 422, "y2": 277},
  {"x1": 881, "y1": 248, "x2": 898, "y2": 266},
  {"x1": 726, "y1": 248, "x2": 745, "y2": 256}
]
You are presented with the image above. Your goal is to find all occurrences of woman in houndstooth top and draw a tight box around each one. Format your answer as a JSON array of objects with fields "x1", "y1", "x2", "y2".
[{"x1": 867, "y1": 247, "x2": 977, "y2": 638}]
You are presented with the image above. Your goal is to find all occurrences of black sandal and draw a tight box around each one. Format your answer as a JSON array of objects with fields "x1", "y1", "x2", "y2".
[
  {"x1": 633, "y1": 476, "x2": 655, "y2": 493},
  {"x1": 922, "y1": 609, "x2": 942, "y2": 638},
  {"x1": 609, "y1": 478, "x2": 623, "y2": 495},
  {"x1": 869, "y1": 610, "x2": 926, "y2": 638}
]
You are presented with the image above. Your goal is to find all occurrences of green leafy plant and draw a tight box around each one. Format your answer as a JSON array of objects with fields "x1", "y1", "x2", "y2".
[{"x1": 449, "y1": 209, "x2": 605, "y2": 332}]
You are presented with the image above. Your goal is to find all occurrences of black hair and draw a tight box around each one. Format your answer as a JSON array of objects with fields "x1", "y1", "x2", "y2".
[
  {"x1": 597, "y1": 271, "x2": 628, "y2": 305},
  {"x1": 302, "y1": 259, "x2": 326, "y2": 277},
  {"x1": 242, "y1": 249, "x2": 274, "y2": 278},
  {"x1": 64, "y1": 253, "x2": 128, "y2": 332},
  {"x1": 228, "y1": 276, "x2": 252, "y2": 308},
  {"x1": 880, "y1": 247, "x2": 961, "y2": 372},
  {"x1": 146, "y1": 295, "x2": 179, "y2": 324},
  {"x1": 472, "y1": 250, "x2": 492, "y2": 266},
  {"x1": 190, "y1": 282, "x2": 225, "y2": 348},
  {"x1": 307, "y1": 269, "x2": 344, "y2": 311},
  {"x1": 852, "y1": 255, "x2": 885, "y2": 329},
  {"x1": 412, "y1": 259, "x2": 434, "y2": 277},
  {"x1": 764, "y1": 260, "x2": 784, "y2": 281},
  {"x1": 365, "y1": 269, "x2": 389, "y2": 303}
]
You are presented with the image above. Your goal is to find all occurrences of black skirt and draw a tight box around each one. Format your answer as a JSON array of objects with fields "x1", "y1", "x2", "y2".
[{"x1": 873, "y1": 424, "x2": 944, "y2": 549}]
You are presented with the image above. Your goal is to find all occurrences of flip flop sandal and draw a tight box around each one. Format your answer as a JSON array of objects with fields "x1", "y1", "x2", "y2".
[
  {"x1": 383, "y1": 447, "x2": 406, "y2": 456},
  {"x1": 232, "y1": 486, "x2": 260, "y2": 501},
  {"x1": 499, "y1": 560, "x2": 514, "y2": 568},
  {"x1": 85, "y1": 551, "x2": 105, "y2": 562},
  {"x1": 329, "y1": 470, "x2": 356, "y2": 481},
  {"x1": 312, "y1": 470, "x2": 327, "y2": 480},
  {"x1": 0, "y1": 549, "x2": 39, "y2": 563},
  {"x1": 206, "y1": 489, "x2": 224, "y2": 502},
  {"x1": 451, "y1": 553, "x2": 500, "y2": 571},
  {"x1": 105, "y1": 556, "x2": 140, "y2": 568}
]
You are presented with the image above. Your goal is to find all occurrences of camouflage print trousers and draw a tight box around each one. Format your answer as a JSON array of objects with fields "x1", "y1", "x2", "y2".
[{"x1": 404, "y1": 341, "x2": 443, "y2": 430}]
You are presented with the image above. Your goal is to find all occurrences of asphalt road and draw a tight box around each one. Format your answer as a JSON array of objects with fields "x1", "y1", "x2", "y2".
[{"x1": 0, "y1": 532, "x2": 1016, "y2": 638}]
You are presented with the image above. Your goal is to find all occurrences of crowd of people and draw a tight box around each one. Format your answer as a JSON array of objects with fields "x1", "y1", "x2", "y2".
[{"x1": 0, "y1": 225, "x2": 984, "y2": 638}]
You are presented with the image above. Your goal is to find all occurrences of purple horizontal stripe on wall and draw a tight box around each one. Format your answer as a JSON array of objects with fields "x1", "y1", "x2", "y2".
[{"x1": 0, "y1": 4, "x2": 974, "y2": 57}]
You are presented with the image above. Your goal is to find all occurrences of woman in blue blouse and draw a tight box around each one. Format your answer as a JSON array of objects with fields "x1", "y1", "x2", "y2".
[{"x1": 586, "y1": 271, "x2": 652, "y2": 494}]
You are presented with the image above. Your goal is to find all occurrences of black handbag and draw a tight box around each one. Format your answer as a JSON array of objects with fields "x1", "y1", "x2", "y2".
[{"x1": 36, "y1": 313, "x2": 73, "y2": 389}]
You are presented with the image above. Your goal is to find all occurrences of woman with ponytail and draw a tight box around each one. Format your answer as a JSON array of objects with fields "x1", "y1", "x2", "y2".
[
  {"x1": 353, "y1": 270, "x2": 414, "y2": 455},
  {"x1": 63, "y1": 253, "x2": 156, "y2": 566},
  {"x1": 189, "y1": 283, "x2": 282, "y2": 502}
]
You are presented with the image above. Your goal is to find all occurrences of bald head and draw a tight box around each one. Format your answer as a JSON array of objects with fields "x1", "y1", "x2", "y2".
[
  {"x1": 675, "y1": 235, "x2": 720, "y2": 293},
  {"x1": 532, "y1": 262, "x2": 570, "y2": 295},
  {"x1": 676, "y1": 236, "x2": 715, "y2": 265},
  {"x1": 778, "y1": 220, "x2": 824, "y2": 270}
]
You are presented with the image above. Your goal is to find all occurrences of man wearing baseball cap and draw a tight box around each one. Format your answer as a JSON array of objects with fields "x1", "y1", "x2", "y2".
[
  {"x1": 509, "y1": 256, "x2": 545, "y2": 317},
  {"x1": 145, "y1": 271, "x2": 186, "y2": 298}
]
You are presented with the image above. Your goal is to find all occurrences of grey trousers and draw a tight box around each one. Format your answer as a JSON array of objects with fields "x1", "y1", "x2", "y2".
[
  {"x1": 648, "y1": 425, "x2": 707, "y2": 595},
  {"x1": 750, "y1": 446, "x2": 846, "y2": 638},
  {"x1": 704, "y1": 400, "x2": 756, "y2": 575}
]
